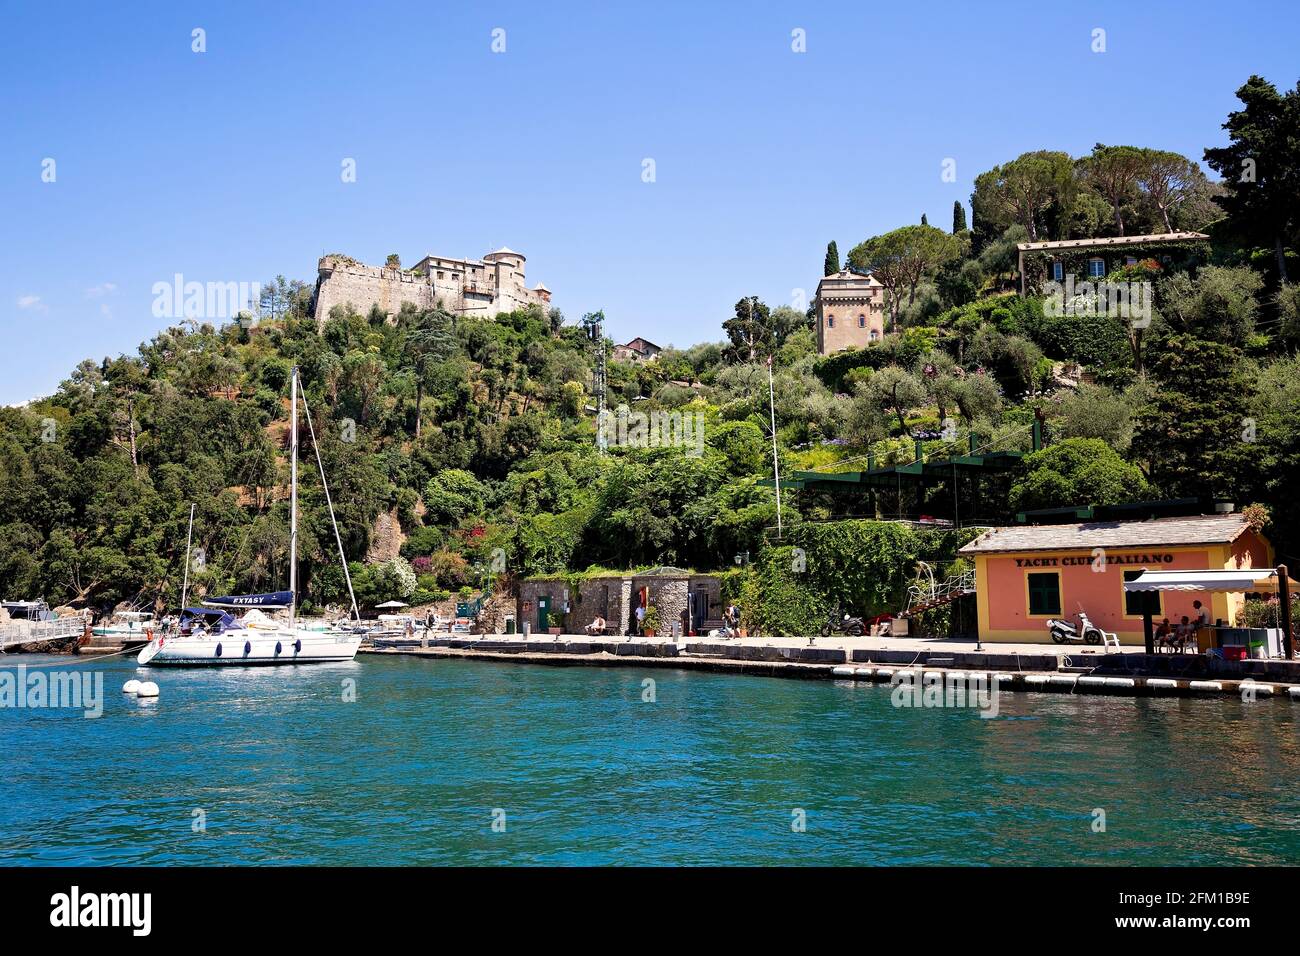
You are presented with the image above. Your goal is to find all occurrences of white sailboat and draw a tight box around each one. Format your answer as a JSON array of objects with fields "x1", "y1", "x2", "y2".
[{"x1": 137, "y1": 367, "x2": 365, "y2": 666}]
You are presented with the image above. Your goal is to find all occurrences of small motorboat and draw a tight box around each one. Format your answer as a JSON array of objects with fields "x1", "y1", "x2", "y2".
[{"x1": 92, "y1": 610, "x2": 156, "y2": 646}]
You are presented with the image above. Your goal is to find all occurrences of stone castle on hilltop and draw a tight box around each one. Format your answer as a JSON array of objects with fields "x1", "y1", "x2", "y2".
[{"x1": 313, "y1": 247, "x2": 552, "y2": 325}]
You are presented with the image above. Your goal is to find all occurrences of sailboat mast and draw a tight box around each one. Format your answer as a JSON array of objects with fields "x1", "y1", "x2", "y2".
[
  {"x1": 289, "y1": 366, "x2": 299, "y2": 630},
  {"x1": 180, "y1": 503, "x2": 195, "y2": 609},
  {"x1": 298, "y1": 376, "x2": 361, "y2": 622}
]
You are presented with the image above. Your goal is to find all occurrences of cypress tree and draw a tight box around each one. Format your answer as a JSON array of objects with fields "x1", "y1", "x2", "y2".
[
  {"x1": 824, "y1": 241, "x2": 840, "y2": 276},
  {"x1": 952, "y1": 200, "x2": 968, "y2": 233}
]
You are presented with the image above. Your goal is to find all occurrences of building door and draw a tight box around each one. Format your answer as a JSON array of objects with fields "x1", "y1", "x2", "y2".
[
  {"x1": 690, "y1": 587, "x2": 709, "y2": 634},
  {"x1": 537, "y1": 595, "x2": 551, "y2": 631}
]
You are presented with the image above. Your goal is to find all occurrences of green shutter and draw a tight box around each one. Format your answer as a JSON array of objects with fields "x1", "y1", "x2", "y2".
[{"x1": 1027, "y1": 573, "x2": 1061, "y2": 616}]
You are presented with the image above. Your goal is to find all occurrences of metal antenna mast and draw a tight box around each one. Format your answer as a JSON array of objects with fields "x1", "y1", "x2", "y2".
[{"x1": 582, "y1": 311, "x2": 608, "y2": 453}]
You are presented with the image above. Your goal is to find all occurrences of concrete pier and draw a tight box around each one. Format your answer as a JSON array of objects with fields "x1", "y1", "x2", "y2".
[{"x1": 363, "y1": 632, "x2": 1300, "y2": 701}]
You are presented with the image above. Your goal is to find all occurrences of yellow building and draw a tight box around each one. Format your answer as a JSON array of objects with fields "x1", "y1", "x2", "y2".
[{"x1": 958, "y1": 514, "x2": 1272, "y2": 645}]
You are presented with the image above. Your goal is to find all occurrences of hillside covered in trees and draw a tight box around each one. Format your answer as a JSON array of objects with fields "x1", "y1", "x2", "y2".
[{"x1": 1, "y1": 74, "x2": 1297, "y2": 630}]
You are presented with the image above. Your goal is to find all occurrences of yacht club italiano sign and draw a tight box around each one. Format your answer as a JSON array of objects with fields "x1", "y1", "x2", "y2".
[{"x1": 1013, "y1": 552, "x2": 1176, "y2": 568}]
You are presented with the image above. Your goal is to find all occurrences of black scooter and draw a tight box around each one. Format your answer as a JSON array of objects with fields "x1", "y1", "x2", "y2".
[{"x1": 821, "y1": 609, "x2": 866, "y2": 638}]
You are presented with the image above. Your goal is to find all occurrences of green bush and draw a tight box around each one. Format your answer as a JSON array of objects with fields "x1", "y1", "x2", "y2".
[
  {"x1": 1239, "y1": 597, "x2": 1299, "y2": 629},
  {"x1": 813, "y1": 346, "x2": 891, "y2": 392},
  {"x1": 1028, "y1": 311, "x2": 1131, "y2": 368},
  {"x1": 739, "y1": 521, "x2": 982, "y2": 635},
  {"x1": 1009, "y1": 438, "x2": 1151, "y2": 512},
  {"x1": 740, "y1": 545, "x2": 831, "y2": 635},
  {"x1": 400, "y1": 525, "x2": 447, "y2": 560}
]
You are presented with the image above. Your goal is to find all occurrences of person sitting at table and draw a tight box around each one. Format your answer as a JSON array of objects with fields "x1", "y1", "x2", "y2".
[
  {"x1": 1173, "y1": 615, "x2": 1195, "y2": 652},
  {"x1": 1155, "y1": 618, "x2": 1174, "y2": 651}
]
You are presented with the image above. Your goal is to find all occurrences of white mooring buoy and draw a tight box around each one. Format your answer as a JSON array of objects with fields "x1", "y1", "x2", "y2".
[
  {"x1": 136, "y1": 681, "x2": 160, "y2": 698},
  {"x1": 122, "y1": 679, "x2": 141, "y2": 694}
]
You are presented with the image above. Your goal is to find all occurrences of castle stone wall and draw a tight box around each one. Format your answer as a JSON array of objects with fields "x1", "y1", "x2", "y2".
[
  {"x1": 314, "y1": 248, "x2": 551, "y2": 326},
  {"x1": 314, "y1": 258, "x2": 434, "y2": 324}
]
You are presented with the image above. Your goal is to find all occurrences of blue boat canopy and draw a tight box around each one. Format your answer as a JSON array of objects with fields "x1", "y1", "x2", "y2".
[
  {"x1": 178, "y1": 608, "x2": 242, "y2": 632},
  {"x1": 202, "y1": 590, "x2": 293, "y2": 609}
]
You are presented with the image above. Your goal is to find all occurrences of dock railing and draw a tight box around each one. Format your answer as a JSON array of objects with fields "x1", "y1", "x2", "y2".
[{"x1": 0, "y1": 617, "x2": 86, "y2": 651}]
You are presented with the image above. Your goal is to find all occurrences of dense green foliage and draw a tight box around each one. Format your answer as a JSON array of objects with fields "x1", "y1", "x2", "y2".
[
  {"x1": 0, "y1": 296, "x2": 800, "y2": 613},
  {"x1": 1203, "y1": 75, "x2": 1300, "y2": 280},
  {"x1": 740, "y1": 522, "x2": 980, "y2": 635},
  {"x1": 1010, "y1": 439, "x2": 1152, "y2": 513}
]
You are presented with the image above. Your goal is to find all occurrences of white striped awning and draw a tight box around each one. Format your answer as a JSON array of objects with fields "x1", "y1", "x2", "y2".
[{"x1": 1123, "y1": 569, "x2": 1279, "y2": 593}]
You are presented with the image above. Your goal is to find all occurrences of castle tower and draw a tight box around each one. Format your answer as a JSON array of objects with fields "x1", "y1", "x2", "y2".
[{"x1": 814, "y1": 270, "x2": 887, "y2": 355}]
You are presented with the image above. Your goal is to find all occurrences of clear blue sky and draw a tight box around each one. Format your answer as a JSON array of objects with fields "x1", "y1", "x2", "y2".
[{"x1": 2, "y1": 0, "x2": 1298, "y2": 404}]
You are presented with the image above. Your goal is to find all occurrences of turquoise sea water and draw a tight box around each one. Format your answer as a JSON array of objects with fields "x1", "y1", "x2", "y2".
[{"x1": 3, "y1": 653, "x2": 1299, "y2": 865}]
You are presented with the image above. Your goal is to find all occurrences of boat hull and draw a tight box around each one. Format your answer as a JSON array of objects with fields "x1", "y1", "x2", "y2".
[
  {"x1": 92, "y1": 625, "x2": 152, "y2": 639},
  {"x1": 137, "y1": 630, "x2": 363, "y2": 666}
]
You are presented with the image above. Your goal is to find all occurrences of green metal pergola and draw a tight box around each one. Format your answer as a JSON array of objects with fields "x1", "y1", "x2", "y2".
[{"x1": 764, "y1": 422, "x2": 1042, "y2": 528}]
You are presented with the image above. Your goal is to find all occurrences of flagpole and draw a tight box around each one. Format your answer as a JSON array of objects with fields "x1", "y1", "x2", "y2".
[{"x1": 767, "y1": 355, "x2": 783, "y2": 537}]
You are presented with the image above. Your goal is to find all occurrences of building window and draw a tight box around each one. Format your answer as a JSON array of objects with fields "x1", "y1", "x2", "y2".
[
  {"x1": 869, "y1": 330, "x2": 879, "y2": 341},
  {"x1": 1125, "y1": 256, "x2": 1138, "y2": 266},
  {"x1": 1088, "y1": 257, "x2": 1106, "y2": 278},
  {"x1": 1123, "y1": 570, "x2": 1163, "y2": 617},
  {"x1": 1027, "y1": 572, "x2": 1061, "y2": 616},
  {"x1": 1052, "y1": 260, "x2": 1064, "y2": 281},
  {"x1": 827, "y1": 315, "x2": 834, "y2": 328},
  {"x1": 437, "y1": 271, "x2": 444, "y2": 279},
  {"x1": 858, "y1": 315, "x2": 866, "y2": 328}
]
